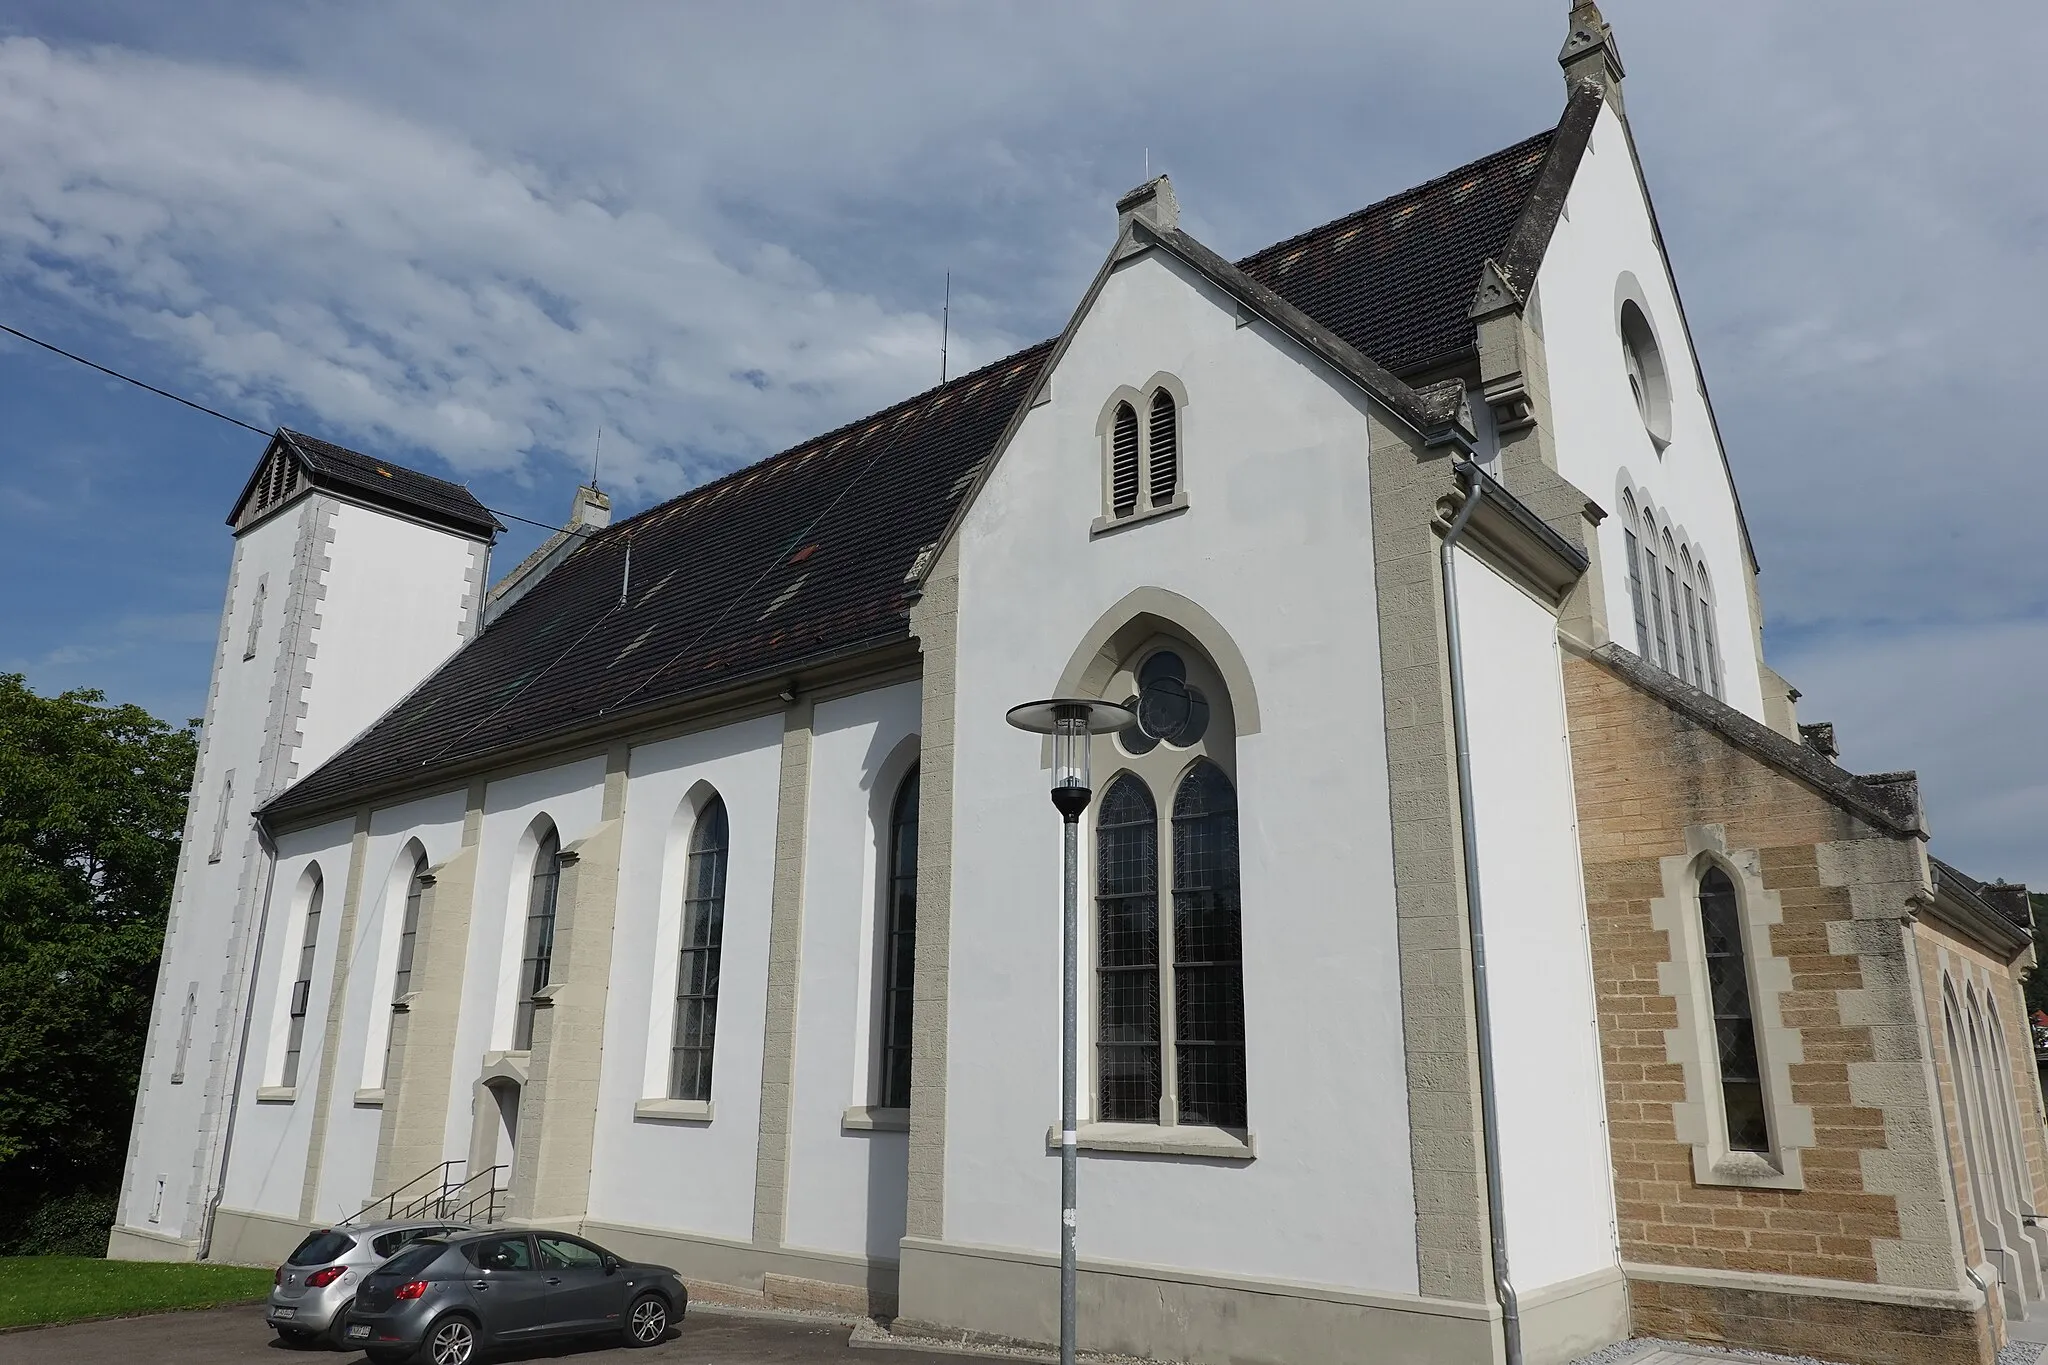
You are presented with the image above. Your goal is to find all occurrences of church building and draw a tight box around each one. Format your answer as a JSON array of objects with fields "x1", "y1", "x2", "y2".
[{"x1": 111, "y1": 8, "x2": 2045, "y2": 1364}]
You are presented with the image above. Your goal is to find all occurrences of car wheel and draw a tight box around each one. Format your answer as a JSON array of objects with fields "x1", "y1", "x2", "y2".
[
  {"x1": 624, "y1": 1292, "x2": 669, "y2": 1347},
  {"x1": 422, "y1": 1314, "x2": 478, "y2": 1365},
  {"x1": 323, "y1": 1300, "x2": 355, "y2": 1349}
]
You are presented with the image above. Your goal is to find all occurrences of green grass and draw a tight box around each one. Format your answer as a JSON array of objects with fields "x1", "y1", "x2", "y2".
[{"x1": 0, "y1": 1256, "x2": 273, "y2": 1330}]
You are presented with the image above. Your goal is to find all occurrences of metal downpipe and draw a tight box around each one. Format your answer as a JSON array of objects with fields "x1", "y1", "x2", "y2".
[{"x1": 1440, "y1": 464, "x2": 1522, "y2": 1365}]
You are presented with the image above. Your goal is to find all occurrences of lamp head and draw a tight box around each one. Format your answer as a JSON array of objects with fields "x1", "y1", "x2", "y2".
[{"x1": 1005, "y1": 697, "x2": 1137, "y2": 821}]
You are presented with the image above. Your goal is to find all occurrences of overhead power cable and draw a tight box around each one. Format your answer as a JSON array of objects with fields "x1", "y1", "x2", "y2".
[{"x1": 0, "y1": 318, "x2": 574, "y2": 537}]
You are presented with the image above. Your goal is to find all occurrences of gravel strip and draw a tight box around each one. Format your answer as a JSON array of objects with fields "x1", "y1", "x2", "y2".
[
  {"x1": 1566, "y1": 1339, "x2": 1852, "y2": 1365},
  {"x1": 1999, "y1": 1342, "x2": 2046, "y2": 1365}
]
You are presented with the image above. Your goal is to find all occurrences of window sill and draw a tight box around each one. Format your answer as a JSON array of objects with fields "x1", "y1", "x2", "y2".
[
  {"x1": 1693, "y1": 1147, "x2": 1803, "y2": 1191},
  {"x1": 255, "y1": 1086, "x2": 296, "y2": 1104},
  {"x1": 842, "y1": 1106, "x2": 909, "y2": 1133},
  {"x1": 1090, "y1": 493, "x2": 1189, "y2": 538},
  {"x1": 354, "y1": 1088, "x2": 385, "y2": 1108},
  {"x1": 1045, "y1": 1122, "x2": 1255, "y2": 1161},
  {"x1": 634, "y1": 1098, "x2": 713, "y2": 1125}
]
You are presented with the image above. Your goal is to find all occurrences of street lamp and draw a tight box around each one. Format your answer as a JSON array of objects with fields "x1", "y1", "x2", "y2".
[{"x1": 1004, "y1": 696, "x2": 1135, "y2": 1365}]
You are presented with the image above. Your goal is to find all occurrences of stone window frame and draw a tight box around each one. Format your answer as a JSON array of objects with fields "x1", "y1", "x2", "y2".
[
  {"x1": 635, "y1": 780, "x2": 725, "y2": 1124},
  {"x1": 1615, "y1": 474, "x2": 1724, "y2": 701},
  {"x1": 1615, "y1": 272, "x2": 1673, "y2": 452},
  {"x1": 1091, "y1": 373, "x2": 1190, "y2": 536},
  {"x1": 1076, "y1": 631, "x2": 1254, "y2": 1157},
  {"x1": 363, "y1": 840, "x2": 430, "y2": 1093},
  {"x1": 261, "y1": 861, "x2": 326, "y2": 1098},
  {"x1": 1653, "y1": 824, "x2": 1813, "y2": 1189}
]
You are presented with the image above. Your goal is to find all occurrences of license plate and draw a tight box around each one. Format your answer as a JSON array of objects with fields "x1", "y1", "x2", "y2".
[
  {"x1": 272, "y1": 1307, "x2": 296, "y2": 1321},
  {"x1": 346, "y1": 1324, "x2": 370, "y2": 1341}
]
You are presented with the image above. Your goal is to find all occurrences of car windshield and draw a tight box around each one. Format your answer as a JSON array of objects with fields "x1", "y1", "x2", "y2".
[
  {"x1": 287, "y1": 1231, "x2": 356, "y2": 1266},
  {"x1": 375, "y1": 1242, "x2": 445, "y2": 1279}
]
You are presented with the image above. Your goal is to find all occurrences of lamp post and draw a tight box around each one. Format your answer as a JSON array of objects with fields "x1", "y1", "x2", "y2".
[{"x1": 1004, "y1": 697, "x2": 1134, "y2": 1365}]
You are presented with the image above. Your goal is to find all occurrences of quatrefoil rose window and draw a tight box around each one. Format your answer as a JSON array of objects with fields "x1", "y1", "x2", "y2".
[{"x1": 1117, "y1": 650, "x2": 1210, "y2": 755}]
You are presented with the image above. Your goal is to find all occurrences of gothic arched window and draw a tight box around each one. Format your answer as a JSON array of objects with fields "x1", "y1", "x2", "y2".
[
  {"x1": 514, "y1": 828, "x2": 562, "y2": 1050},
  {"x1": 878, "y1": 770, "x2": 919, "y2": 1110},
  {"x1": 1621, "y1": 491, "x2": 1649, "y2": 657},
  {"x1": 670, "y1": 796, "x2": 729, "y2": 1102},
  {"x1": 279, "y1": 870, "x2": 324, "y2": 1089},
  {"x1": 1699, "y1": 866, "x2": 1766, "y2": 1151},
  {"x1": 1093, "y1": 635, "x2": 1250, "y2": 1132}
]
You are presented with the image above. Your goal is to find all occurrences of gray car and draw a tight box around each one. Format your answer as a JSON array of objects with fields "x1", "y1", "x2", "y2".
[
  {"x1": 341, "y1": 1228, "x2": 685, "y2": 1365},
  {"x1": 268, "y1": 1220, "x2": 471, "y2": 1345}
]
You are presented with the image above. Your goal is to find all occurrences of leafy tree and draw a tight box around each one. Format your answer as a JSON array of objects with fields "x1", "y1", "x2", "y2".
[{"x1": 0, "y1": 674, "x2": 196, "y2": 1254}]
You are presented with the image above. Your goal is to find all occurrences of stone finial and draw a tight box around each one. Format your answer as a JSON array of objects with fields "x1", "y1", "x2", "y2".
[
  {"x1": 1560, "y1": 1, "x2": 1626, "y2": 115},
  {"x1": 1116, "y1": 175, "x2": 1179, "y2": 238},
  {"x1": 1797, "y1": 721, "x2": 1839, "y2": 760},
  {"x1": 570, "y1": 483, "x2": 612, "y2": 531}
]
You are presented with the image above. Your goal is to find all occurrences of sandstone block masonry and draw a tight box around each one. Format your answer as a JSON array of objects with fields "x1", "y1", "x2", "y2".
[{"x1": 1563, "y1": 651, "x2": 1998, "y2": 1365}]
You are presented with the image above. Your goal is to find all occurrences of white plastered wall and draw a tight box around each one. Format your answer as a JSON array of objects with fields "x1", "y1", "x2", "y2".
[
  {"x1": 295, "y1": 502, "x2": 478, "y2": 775},
  {"x1": 306, "y1": 787, "x2": 469, "y2": 1224},
  {"x1": 219, "y1": 817, "x2": 356, "y2": 1218},
  {"x1": 1452, "y1": 547, "x2": 1618, "y2": 1291},
  {"x1": 117, "y1": 499, "x2": 330, "y2": 1242},
  {"x1": 441, "y1": 758, "x2": 608, "y2": 1160},
  {"x1": 1536, "y1": 104, "x2": 1767, "y2": 722},
  {"x1": 783, "y1": 682, "x2": 922, "y2": 1262},
  {"x1": 586, "y1": 715, "x2": 784, "y2": 1243},
  {"x1": 944, "y1": 247, "x2": 1415, "y2": 1292}
]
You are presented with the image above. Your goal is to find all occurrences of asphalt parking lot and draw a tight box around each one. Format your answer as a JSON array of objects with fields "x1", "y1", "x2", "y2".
[{"x1": 0, "y1": 1302, "x2": 976, "y2": 1365}]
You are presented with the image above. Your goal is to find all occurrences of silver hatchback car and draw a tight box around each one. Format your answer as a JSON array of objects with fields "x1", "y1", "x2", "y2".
[{"x1": 268, "y1": 1220, "x2": 471, "y2": 1345}]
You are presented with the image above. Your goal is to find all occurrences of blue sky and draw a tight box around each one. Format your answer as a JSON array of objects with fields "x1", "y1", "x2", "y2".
[{"x1": 2, "y1": 1, "x2": 2043, "y2": 881}]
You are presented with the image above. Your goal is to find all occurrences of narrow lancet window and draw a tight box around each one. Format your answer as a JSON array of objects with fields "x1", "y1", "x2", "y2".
[
  {"x1": 514, "y1": 829, "x2": 561, "y2": 1051},
  {"x1": 1699, "y1": 867, "x2": 1767, "y2": 1151},
  {"x1": 879, "y1": 771, "x2": 919, "y2": 1109},
  {"x1": 1096, "y1": 774, "x2": 1162, "y2": 1121},
  {"x1": 1171, "y1": 760, "x2": 1247, "y2": 1128},
  {"x1": 281, "y1": 877, "x2": 324, "y2": 1088},
  {"x1": 670, "y1": 796, "x2": 729, "y2": 1102}
]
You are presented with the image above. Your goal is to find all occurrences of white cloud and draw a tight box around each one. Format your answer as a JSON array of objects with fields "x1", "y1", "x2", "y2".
[{"x1": 0, "y1": 35, "x2": 1023, "y2": 497}]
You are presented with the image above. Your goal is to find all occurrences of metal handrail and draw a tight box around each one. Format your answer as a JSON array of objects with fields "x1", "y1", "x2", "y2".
[
  {"x1": 340, "y1": 1161, "x2": 508, "y2": 1227},
  {"x1": 342, "y1": 1161, "x2": 461, "y2": 1226}
]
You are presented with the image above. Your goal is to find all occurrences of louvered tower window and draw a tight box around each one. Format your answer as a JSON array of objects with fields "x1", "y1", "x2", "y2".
[
  {"x1": 1147, "y1": 389, "x2": 1178, "y2": 506},
  {"x1": 670, "y1": 796, "x2": 729, "y2": 1102},
  {"x1": 1699, "y1": 867, "x2": 1768, "y2": 1152},
  {"x1": 1110, "y1": 402, "x2": 1140, "y2": 517},
  {"x1": 514, "y1": 829, "x2": 561, "y2": 1051}
]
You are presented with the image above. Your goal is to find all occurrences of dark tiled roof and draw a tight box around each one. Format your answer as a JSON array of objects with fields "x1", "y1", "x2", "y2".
[
  {"x1": 1239, "y1": 130, "x2": 1557, "y2": 376},
  {"x1": 279, "y1": 429, "x2": 501, "y2": 538},
  {"x1": 264, "y1": 343, "x2": 1052, "y2": 820},
  {"x1": 264, "y1": 113, "x2": 1593, "y2": 823}
]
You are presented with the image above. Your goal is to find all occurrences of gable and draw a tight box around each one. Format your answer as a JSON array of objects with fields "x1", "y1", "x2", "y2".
[{"x1": 227, "y1": 429, "x2": 501, "y2": 540}]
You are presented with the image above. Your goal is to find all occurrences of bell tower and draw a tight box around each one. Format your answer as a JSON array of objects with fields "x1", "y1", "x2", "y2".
[{"x1": 111, "y1": 429, "x2": 499, "y2": 1258}]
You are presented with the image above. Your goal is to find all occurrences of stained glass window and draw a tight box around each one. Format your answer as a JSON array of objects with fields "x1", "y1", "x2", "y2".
[
  {"x1": 1171, "y1": 762, "x2": 1246, "y2": 1128},
  {"x1": 1096, "y1": 774, "x2": 1161, "y2": 1122}
]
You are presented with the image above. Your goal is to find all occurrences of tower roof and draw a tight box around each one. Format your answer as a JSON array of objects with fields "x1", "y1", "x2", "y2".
[{"x1": 227, "y1": 428, "x2": 501, "y2": 540}]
